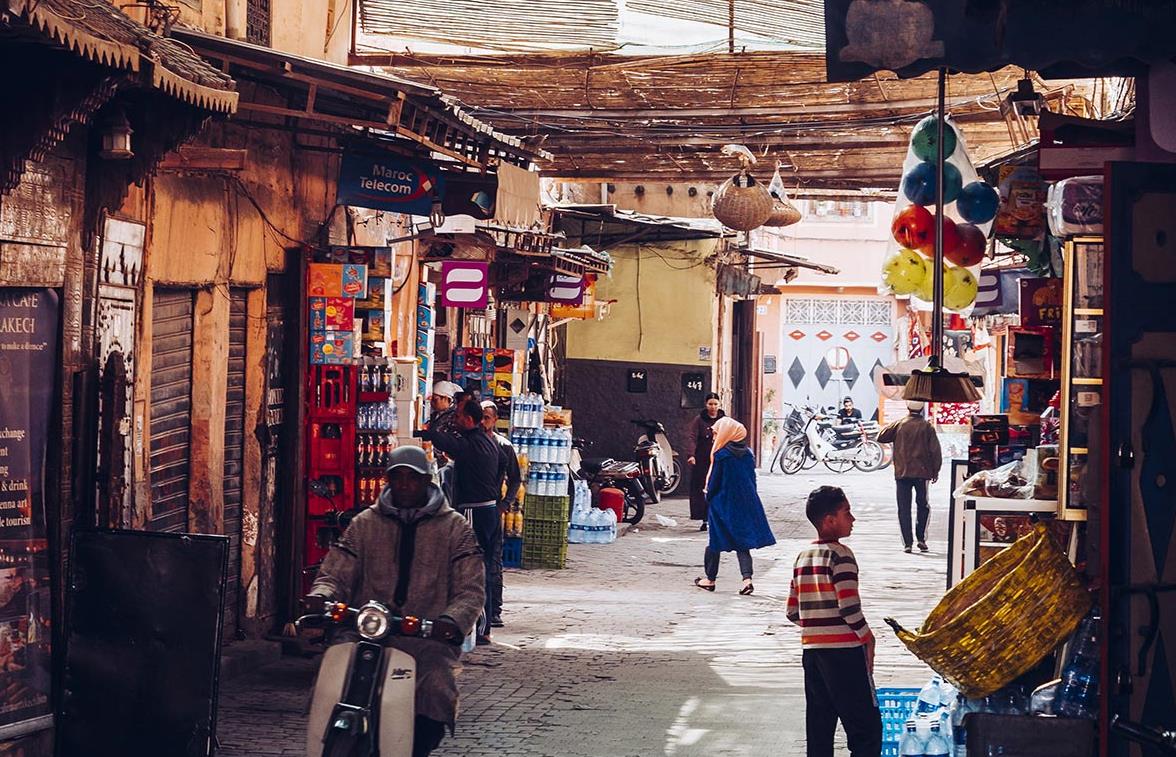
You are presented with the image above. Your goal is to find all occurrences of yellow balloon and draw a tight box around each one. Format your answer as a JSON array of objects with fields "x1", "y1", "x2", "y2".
[
  {"x1": 944, "y1": 265, "x2": 979, "y2": 310},
  {"x1": 882, "y1": 248, "x2": 927, "y2": 296}
]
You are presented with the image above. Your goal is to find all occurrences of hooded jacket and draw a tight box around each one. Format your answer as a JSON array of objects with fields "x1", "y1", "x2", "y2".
[{"x1": 309, "y1": 480, "x2": 485, "y2": 727}]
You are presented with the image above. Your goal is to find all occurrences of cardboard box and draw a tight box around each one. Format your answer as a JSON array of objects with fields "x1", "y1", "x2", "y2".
[
  {"x1": 355, "y1": 277, "x2": 389, "y2": 310},
  {"x1": 341, "y1": 264, "x2": 368, "y2": 298},
  {"x1": 493, "y1": 373, "x2": 514, "y2": 397},
  {"x1": 309, "y1": 297, "x2": 355, "y2": 331},
  {"x1": 309, "y1": 331, "x2": 354, "y2": 364},
  {"x1": 308, "y1": 263, "x2": 344, "y2": 297},
  {"x1": 416, "y1": 304, "x2": 435, "y2": 331},
  {"x1": 457, "y1": 348, "x2": 484, "y2": 374},
  {"x1": 1008, "y1": 424, "x2": 1042, "y2": 448},
  {"x1": 492, "y1": 349, "x2": 517, "y2": 373},
  {"x1": 971, "y1": 414, "x2": 1010, "y2": 445},
  {"x1": 363, "y1": 310, "x2": 386, "y2": 342},
  {"x1": 391, "y1": 359, "x2": 417, "y2": 396}
]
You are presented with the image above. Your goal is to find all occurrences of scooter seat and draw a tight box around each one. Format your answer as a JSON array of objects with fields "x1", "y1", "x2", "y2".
[{"x1": 580, "y1": 457, "x2": 614, "y2": 474}]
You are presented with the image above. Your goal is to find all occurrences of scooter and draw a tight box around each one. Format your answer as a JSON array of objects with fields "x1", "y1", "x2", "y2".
[
  {"x1": 631, "y1": 419, "x2": 681, "y2": 496},
  {"x1": 779, "y1": 407, "x2": 884, "y2": 474},
  {"x1": 298, "y1": 598, "x2": 463, "y2": 757},
  {"x1": 571, "y1": 438, "x2": 652, "y2": 525}
]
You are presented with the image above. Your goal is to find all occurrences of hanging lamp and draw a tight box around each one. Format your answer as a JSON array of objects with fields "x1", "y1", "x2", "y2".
[{"x1": 903, "y1": 68, "x2": 982, "y2": 404}]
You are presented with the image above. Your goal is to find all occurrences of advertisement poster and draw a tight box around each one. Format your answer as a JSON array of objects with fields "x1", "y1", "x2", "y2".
[
  {"x1": 336, "y1": 152, "x2": 444, "y2": 217},
  {"x1": 1019, "y1": 278, "x2": 1063, "y2": 328},
  {"x1": 0, "y1": 288, "x2": 58, "y2": 731}
]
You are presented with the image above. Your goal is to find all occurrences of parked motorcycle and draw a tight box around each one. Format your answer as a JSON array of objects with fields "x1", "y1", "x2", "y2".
[
  {"x1": 631, "y1": 419, "x2": 681, "y2": 496},
  {"x1": 778, "y1": 406, "x2": 884, "y2": 474},
  {"x1": 768, "y1": 405, "x2": 811, "y2": 473},
  {"x1": 571, "y1": 438, "x2": 653, "y2": 525},
  {"x1": 298, "y1": 598, "x2": 463, "y2": 757}
]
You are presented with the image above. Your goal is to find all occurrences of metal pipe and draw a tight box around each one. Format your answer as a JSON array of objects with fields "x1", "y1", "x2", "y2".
[{"x1": 932, "y1": 67, "x2": 946, "y2": 368}]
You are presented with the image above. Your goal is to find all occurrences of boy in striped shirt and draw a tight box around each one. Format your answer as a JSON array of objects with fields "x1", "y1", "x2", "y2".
[{"x1": 787, "y1": 486, "x2": 882, "y2": 757}]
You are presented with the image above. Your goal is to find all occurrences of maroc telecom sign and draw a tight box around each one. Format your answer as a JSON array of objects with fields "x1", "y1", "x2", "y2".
[{"x1": 336, "y1": 151, "x2": 445, "y2": 217}]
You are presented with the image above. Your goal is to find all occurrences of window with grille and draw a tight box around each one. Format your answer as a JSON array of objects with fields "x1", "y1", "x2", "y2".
[
  {"x1": 247, "y1": 0, "x2": 271, "y2": 46},
  {"x1": 805, "y1": 199, "x2": 873, "y2": 222}
]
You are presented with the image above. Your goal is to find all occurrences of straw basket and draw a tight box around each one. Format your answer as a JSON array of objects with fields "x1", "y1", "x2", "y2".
[
  {"x1": 764, "y1": 198, "x2": 802, "y2": 227},
  {"x1": 711, "y1": 170, "x2": 773, "y2": 231},
  {"x1": 884, "y1": 523, "x2": 1090, "y2": 698}
]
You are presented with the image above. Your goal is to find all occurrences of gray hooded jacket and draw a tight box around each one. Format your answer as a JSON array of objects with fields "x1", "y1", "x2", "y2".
[{"x1": 310, "y1": 480, "x2": 485, "y2": 726}]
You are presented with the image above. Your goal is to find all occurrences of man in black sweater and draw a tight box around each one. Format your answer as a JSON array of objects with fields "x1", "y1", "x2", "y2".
[{"x1": 422, "y1": 397, "x2": 503, "y2": 643}]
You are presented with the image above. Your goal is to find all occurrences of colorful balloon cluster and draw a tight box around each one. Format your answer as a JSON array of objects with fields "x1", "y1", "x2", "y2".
[{"x1": 880, "y1": 116, "x2": 998, "y2": 312}]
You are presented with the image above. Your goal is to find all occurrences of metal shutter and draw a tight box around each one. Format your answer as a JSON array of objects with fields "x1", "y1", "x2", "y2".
[
  {"x1": 149, "y1": 289, "x2": 194, "y2": 533},
  {"x1": 222, "y1": 290, "x2": 248, "y2": 640}
]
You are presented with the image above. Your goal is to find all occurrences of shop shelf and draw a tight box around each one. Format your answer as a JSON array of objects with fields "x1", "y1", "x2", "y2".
[
  {"x1": 503, "y1": 536, "x2": 523, "y2": 568},
  {"x1": 523, "y1": 495, "x2": 570, "y2": 522},
  {"x1": 522, "y1": 517, "x2": 568, "y2": 545},
  {"x1": 522, "y1": 540, "x2": 567, "y2": 570},
  {"x1": 877, "y1": 687, "x2": 919, "y2": 755}
]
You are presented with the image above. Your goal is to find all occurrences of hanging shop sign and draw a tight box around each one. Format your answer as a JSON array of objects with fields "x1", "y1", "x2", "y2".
[
  {"x1": 0, "y1": 288, "x2": 58, "y2": 733},
  {"x1": 336, "y1": 151, "x2": 444, "y2": 217},
  {"x1": 824, "y1": 0, "x2": 1176, "y2": 83},
  {"x1": 440, "y1": 260, "x2": 489, "y2": 309},
  {"x1": 442, "y1": 173, "x2": 497, "y2": 220},
  {"x1": 547, "y1": 274, "x2": 585, "y2": 305}
]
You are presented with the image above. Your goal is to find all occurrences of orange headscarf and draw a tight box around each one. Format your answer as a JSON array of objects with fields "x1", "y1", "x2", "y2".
[{"x1": 709, "y1": 417, "x2": 748, "y2": 471}]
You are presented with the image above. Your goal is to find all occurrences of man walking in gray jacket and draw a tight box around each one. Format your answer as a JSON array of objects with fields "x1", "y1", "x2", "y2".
[{"x1": 877, "y1": 400, "x2": 942, "y2": 554}]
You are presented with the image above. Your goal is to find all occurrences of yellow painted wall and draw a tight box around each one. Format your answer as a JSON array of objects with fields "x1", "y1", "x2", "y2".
[{"x1": 566, "y1": 240, "x2": 718, "y2": 366}]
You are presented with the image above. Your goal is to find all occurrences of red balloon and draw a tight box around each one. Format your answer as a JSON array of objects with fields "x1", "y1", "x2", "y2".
[
  {"x1": 892, "y1": 205, "x2": 933, "y2": 252},
  {"x1": 947, "y1": 222, "x2": 987, "y2": 267},
  {"x1": 938, "y1": 217, "x2": 960, "y2": 259}
]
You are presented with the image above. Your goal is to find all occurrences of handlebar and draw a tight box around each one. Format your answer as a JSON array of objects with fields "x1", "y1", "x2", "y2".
[
  {"x1": 1111, "y1": 715, "x2": 1176, "y2": 754},
  {"x1": 296, "y1": 599, "x2": 464, "y2": 646}
]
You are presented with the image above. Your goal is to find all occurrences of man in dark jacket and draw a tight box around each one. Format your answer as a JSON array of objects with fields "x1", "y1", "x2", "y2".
[
  {"x1": 308, "y1": 445, "x2": 484, "y2": 756},
  {"x1": 481, "y1": 400, "x2": 521, "y2": 629},
  {"x1": 421, "y1": 398, "x2": 503, "y2": 643},
  {"x1": 877, "y1": 400, "x2": 942, "y2": 554}
]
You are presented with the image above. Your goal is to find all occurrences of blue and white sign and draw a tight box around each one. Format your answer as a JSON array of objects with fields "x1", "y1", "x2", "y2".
[{"x1": 336, "y1": 151, "x2": 444, "y2": 216}]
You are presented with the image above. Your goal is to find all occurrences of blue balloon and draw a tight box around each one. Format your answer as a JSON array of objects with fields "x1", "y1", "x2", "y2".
[
  {"x1": 902, "y1": 161, "x2": 963, "y2": 207},
  {"x1": 957, "y1": 181, "x2": 999, "y2": 224}
]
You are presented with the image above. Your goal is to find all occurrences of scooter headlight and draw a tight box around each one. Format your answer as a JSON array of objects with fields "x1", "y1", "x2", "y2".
[{"x1": 356, "y1": 602, "x2": 391, "y2": 640}]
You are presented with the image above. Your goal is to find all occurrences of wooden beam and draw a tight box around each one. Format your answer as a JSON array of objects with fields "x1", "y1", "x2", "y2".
[{"x1": 158, "y1": 147, "x2": 248, "y2": 171}]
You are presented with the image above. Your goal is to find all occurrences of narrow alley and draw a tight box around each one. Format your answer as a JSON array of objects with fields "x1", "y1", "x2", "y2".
[{"x1": 216, "y1": 467, "x2": 945, "y2": 756}]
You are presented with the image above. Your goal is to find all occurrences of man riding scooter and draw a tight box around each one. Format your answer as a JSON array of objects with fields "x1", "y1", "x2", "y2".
[{"x1": 306, "y1": 446, "x2": 485, "y2": 756}]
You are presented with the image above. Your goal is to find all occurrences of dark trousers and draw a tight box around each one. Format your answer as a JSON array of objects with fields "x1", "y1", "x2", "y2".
[
  {"x1": 703, "y1": 546, "x2": 753, "y2": 581},
  {"x1": 895, "y1": 477, "x2": 930, "y2": 547},
  {"x1": 413, "y1": 716, "x2": 447, "y2": 757},
  {"x1": 464, "y1": 505, "x2": 501, "y2": 632},
  {"x1": 802, "y1": 647, "x2": 883, "y2": 757}
]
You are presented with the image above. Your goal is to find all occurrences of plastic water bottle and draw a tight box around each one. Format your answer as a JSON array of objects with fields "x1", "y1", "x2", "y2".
[
  {"x1": 950, "y1": 695, "x2": 969, "y2": 757},
  {"x1": 899, "y1": 720, "x2": 925, "y2": 757},
  {"x1": 925, "y1": 721, "x2": 951, "y2": 757},
  {"x1": 601, "y1": 507, "x2": 617, "y2": 543},
  {"x1": 567, "y1": 506, "x2": 585, "y2": 544},
  {"x1": 1057, "y1": 610, "x2": 1100, "y2": 718},
  {"x1": 918, "y1": 676, "x2": 944, "y2": 714}
]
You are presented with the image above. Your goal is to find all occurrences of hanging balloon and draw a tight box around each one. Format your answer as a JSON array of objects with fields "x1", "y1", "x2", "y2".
[
  {"x1": 881, "y1": 249, "x2": 928, "y2": 296},
  {"x1": 946, "y1": 223, "x2": 987, "y2": 267},
  {"x1": 956, "y1": 181, "x2": 999, "y2": 224},
  {"x1": 902, "y1": 161, "x2": 962, "y2": 206},
  {"x1": 943, "y1": 265, "x2": 979, "y2": 310},
  {"x1": 891, "y1": 204, "x2": 934, "y2": 251},
  {"x1": 911, "y1": 116, "x2": 958, "y2": 163}
]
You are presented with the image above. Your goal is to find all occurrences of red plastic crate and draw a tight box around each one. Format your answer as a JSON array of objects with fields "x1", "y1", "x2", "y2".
[{"x1": 309, "y1": 365, "x2": 356, "y2": 420}]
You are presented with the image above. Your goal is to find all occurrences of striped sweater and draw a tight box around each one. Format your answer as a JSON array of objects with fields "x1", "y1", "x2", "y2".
[{"x1": 786, "y1": 540, "x2": 873, "y2": 649}]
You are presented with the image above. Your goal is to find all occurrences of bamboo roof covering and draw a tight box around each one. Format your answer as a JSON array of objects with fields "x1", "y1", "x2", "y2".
[{"x1": 355, "y1": 50, "x2": 1095, "y2": 191}]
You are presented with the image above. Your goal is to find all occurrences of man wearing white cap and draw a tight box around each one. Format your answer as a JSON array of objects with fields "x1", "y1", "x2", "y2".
[
  {"x1": 429, "y1": 380, "x2": 461, "y2": 429},
  {"x1": 877, "y1": 400, "x2": 942, "y2": 554}
]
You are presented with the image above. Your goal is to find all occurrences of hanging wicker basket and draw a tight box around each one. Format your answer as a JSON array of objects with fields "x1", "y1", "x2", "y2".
[
  {"x1": 712, "y1": 170, "x2": 773, "y2": 231},
  {"x1": 764, "y1": 199, "x2": 802, "y2": 227},
  {"x1": 884, "y1": 523, "x2": 1091, "y2": 698}
]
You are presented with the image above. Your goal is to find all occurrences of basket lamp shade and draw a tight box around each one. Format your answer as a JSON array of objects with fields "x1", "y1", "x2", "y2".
[{"x1": 902, "y1": 68, "x2": 981, "y2": 405}]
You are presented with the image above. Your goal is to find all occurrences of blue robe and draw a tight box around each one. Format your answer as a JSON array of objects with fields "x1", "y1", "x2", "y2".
[{"x1": 706, "y1": 443, "x2": 777, "y2": 552}]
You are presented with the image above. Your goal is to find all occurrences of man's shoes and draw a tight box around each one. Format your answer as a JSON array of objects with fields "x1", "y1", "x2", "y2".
[
  {"x1": 699, "y1": 522, "x2": 707, "y2": 532},
  {"x1": 476, "y1": 634, "x2": 493, "y2": 646},
  {"x1": 917, "y1": 541, "x2": 929, "y2": 553},
  {"x1": 903, "y1": 545, "x2": 913, "y2": 554},
  {"x1": 490, "y1": 615, "x2": 504, "y2": 628}
]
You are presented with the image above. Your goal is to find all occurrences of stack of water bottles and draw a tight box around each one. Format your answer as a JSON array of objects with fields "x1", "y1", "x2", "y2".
[
  {"x1": 510, "y1": 393, "x2": 546, "y2": 429},
  {"x1": 897, "y1": 676, "x2": 958, "y2": 757},
  {"x1": 513, "y1": 427, "x2": 573, "y2": 467},
  {"x1": 567, "y1": 498, "x2": 617, "y2": 545},
  {"x1": 527, "y1": 460, "x2": 570, "y2": 497}
]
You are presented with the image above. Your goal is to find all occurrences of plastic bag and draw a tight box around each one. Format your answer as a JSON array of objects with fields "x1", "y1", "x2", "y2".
[
  {"x1": 880, "y1": 115, "x2": 998, "y2": 313},
  {"x1": 954, "y1": 460, "x2": 1035, "y2": 500}
]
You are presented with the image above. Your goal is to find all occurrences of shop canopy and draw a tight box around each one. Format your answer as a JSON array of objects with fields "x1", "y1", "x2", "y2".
[
  {"x1": 823, "y1": 0, "x2": 1176, "y2": 83},
  {"x1": 742, "y1": 247, "x2": 840, "y2": 276},
  {"x1": 553, "y1": 205, "x2": 728, "y2": 248}
]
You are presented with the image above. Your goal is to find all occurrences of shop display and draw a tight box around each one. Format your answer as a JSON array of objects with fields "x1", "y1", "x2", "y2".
[
  {"x1": 880, "y1": 115, "x2": 995, "y2": 312},
  {"x1": 993, "y1": 164, "x2": 1048, "y2": 240},
  {"x1": 1046, "y1": 176, "x2": 1104, "y2": 237}
]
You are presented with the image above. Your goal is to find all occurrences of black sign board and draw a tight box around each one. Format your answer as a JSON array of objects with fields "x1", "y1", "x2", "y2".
[
  {"x1": 681, "y1": 372, "x2": 708, "y2": 409},
  {"x1": 0, "y1": 288, "x2": 58, "y2": 734},
  {"x1": 824, "y1": 0, "x2": 1176, "y2": 83},
  {"x1": 626, "y1": 368, "x2": 648, "y2": 393},
  {"x1": 61, "y1": 530, "x2": 228, "y2": 756}
]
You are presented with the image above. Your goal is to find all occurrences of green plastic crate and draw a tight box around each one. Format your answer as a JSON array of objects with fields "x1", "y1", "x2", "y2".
[
  {"x1": 523, "y1": 494, "x2": 570, "y2": 522},
  {"x1": 522, "y1": 517, "x2": 568, "y2": 544},
  {"x1": 522, "y1": 539, "x2": 567, "y2": 569}
]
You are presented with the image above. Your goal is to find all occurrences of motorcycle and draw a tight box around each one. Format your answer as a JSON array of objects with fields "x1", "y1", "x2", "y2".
[
  {"x1": 298, "y1": 598, "x2": 464, "y2": 757},
  {"x1": 768, "y1": 404, "x2": 810, "y2": 473},
  {"x1": 631, "y1": 419, "x2": 681, "y2": 496},
  {"x1": 571, "y1": 437, "x2": 653, "y2": 525},
  {"x1": 778, "y1": 406, "x2": 884, "y2": 474}
]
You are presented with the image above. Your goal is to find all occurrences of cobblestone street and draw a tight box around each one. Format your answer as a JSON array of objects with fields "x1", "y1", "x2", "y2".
[{"x1": 217, "y1": 466, "x2": 950, "y2": 756}]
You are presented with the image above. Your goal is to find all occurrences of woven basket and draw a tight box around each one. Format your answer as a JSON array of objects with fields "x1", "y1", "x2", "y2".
[
  {"x1": 884, "y1": 523, "x2": 1090, "y2": 698},
  {"x1": 764, "y1": 199, "x2": 802, "y2": 227},
  {"x1": 712, "y1": 171, "x2": 773, "y2": 231}
]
